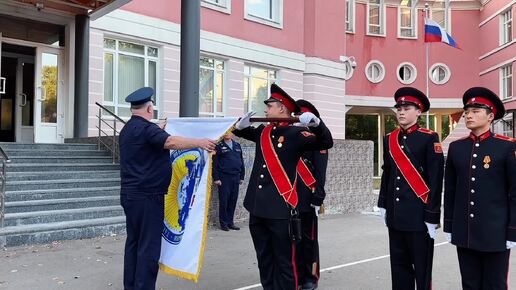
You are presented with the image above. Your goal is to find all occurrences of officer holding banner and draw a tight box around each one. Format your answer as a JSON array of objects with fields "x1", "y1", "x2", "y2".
[
  {"x1": 233, "y1": 84, "x2": 333, "y2": 290},
  {"x1": 294, "y1": 99, "x2": 329, "y2": 290},
  {"x1": 444, "y1": 87, "x2": 516, "y2": 289},
  {"x1": 377, "y1": 87, "x2": 444, "y2": 290},
  {"x1": 119, "y1": 87, "x2": 216, "y2": 290}
]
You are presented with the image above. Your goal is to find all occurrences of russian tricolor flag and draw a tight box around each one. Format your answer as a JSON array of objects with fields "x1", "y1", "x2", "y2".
[{"x1": 424, "y1": 18, "x2": 459, "y2": 49}]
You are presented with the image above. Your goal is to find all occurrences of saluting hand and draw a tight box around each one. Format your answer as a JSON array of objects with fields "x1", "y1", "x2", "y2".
[{"x1": 235, "y1": 111, "x2": 256, "y2": 130}]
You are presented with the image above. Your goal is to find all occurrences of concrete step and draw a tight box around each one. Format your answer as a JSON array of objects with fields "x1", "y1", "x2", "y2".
[
  {"x1": 6, "y1": 178, "x2": 120, "y2": 191},
  {"x1": 5, "y1": 186, "x2": 120, "y2": 202},
  {"x1": 6, "y1": 163, "x2": 120, "y2": 172},
  {"x1": 9, "y1": 156, "x2": 114, "y2": 164},
  {"x1": 5, "y1": 196, "x2": 120, "y2": 213},
  {"x1": 6, "y1": 170, "x2": 120, "y2": 181},
  {"x1": 4, "y1": 206, "x2": 124, "y2": 227},
  {"x1": 0, "y1": 216, "x2": 126, "y2": 247},
  {"x1": 0, "y1": 143, "x2": 97, "y2": 151},
  {"x1": 3, "y1": 149, "x2": 110, "y2": 157}
]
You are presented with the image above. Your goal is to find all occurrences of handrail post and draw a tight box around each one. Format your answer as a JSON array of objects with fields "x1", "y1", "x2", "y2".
[
  {"x1": 98, "y1": 107, "x2": 102, "y2": 151},
  {"x1": 113, "y1": 119, "x2": 117, "y2": 164}
]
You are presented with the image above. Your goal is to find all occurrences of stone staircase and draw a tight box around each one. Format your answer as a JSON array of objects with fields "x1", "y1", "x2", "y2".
[{"x1": 0, "y1": 143, "x2": 125, "y2": 247}]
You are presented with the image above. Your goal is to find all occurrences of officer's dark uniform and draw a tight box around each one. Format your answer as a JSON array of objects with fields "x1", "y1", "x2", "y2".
[
  {"x1": 234, "y1": 84, "x2": 333, "y2": 290},
  {"x1": 294, "y1": 100, "x2": 329, "y2": 290},
  {"x1": 119, "y1": 87, "x2": 171, "y2": 290},
  {"x1": 212, "y1": 139, "x2": 245, "y2": 229},
  {"x1": 444, "y1": 87, "x2": 516, "y2": 290},
  {"x1": 378, "y1": 87, "x2": 444, "y2": 290}
]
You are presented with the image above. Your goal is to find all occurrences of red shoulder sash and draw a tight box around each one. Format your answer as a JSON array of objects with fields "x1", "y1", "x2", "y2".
[
  {"x1": 260, "y1": 125, "x2": 298, "y2": 208},
  {"x1": 388, "y1": 128, "x2": 430, "y2": 204},
  {"x1": 297, "y1": 159, "x2": 316, "y2": 191}
]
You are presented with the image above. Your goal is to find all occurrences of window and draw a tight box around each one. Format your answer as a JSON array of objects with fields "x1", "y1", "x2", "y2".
[
  {"x1": 103, "y1": 38, "x2": 159, "y2": 118},
  {"x1": 501, "y1": 113, "x2": 514, "y2": 138},
  {"x1": 346, "y1": 0, "x2": 355, "y2": 33},
  {"x1": 201, "y1": 0, "x2": 231, "y2": 14},
  {"x1": 501, "y1": 64, "x2": 513, "y2": 100},
  {"x1": 429, "y1": 63, "x2": 451, "y2": 85},
  {"x1": 367, "y1": 0, "x2": 385, "y2": 36},
  {"x1": 244, "y1": 65, "x2": 277, "y2": 115},
  {"x1": 365, "y1": 60, "x2": 385, "y2": 83},
  {"x1": 245, "y1": 0, "x2": 283, "y2": 28},
  {"x1": 501, "y1": 9, "x2": 513, "y2": 45},
  {"x1": 397, "y1": 62, "x2": 417, "y2": 84},
  {"x1": 430, "y1": 0, "x2": 450, "y2": 32},
  {"x1": 199, "y1": 57, "x2": 225, "y2": 117},
  {"x1": 399, "y1": 0, "x2": 418, "y2": 38}
]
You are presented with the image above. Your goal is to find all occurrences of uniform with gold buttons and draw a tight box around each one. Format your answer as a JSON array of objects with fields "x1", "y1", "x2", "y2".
[
  {"x1": 444, "y1": 87, "x2": 516, "y2": 290},
  {"x1": 378, "y1": 87, "x2": 445, "y2": 290},
  {"x1": 233, "y1": 84, "x2": 333, "y2": 290}
]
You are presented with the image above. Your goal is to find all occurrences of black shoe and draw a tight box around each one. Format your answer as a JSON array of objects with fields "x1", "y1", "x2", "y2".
[
  {"x1": 220, "y1": 225, "x2": 229, "y2": 231},
  {"x1": 228, "y1": 225, "x2": 240, "y2": 230},
  {"x1": 301, "y1": 282, "x2": 316, "y2": 290}
]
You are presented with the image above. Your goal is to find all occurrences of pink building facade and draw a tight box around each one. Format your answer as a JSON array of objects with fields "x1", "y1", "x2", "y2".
[{"x1": 86, "y1": 0, "x2": 514, "y2": 173}]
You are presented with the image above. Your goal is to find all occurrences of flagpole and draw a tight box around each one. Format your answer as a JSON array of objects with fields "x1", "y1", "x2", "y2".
[{"x1": 425, "y1": 3, "x2": 430, "y2": 129}]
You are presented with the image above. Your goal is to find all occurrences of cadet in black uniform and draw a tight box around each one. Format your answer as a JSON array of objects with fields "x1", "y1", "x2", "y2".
[
  {"x1": 212, "y1": 132, "x2": 245, "y2": 231},
  {"x1": 444, "y1": 87, "x2": 516, "y2": 290},
  {"x1": 294, "y1": 99, "x2": 329, "y2": 290},
  {"x1": 119, "y1": 87, "x2": 216, "y2": 290},
  {"x1": 233, "y1": 84, "x2": 333, "y2": 290},
  {"x1": 378, "y1": 87, "x2": 444, "y2": 290}
]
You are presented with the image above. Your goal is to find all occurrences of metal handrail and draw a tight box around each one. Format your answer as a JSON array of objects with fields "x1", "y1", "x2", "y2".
[
  {"x1": 0, "y1": 146, "x2": 11, "y2": 230},
  {"x1": 95, "y1": 102, "x2": 126, "y2": 163}
]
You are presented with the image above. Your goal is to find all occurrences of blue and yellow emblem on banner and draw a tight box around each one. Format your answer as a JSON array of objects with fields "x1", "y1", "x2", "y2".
[{"x1": 163, "y1": 149, "x2": 206, "y2": 245}]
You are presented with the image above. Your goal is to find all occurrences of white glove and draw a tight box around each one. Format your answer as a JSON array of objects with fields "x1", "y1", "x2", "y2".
[
  {"x1": 425, "y1": 222, "x2": 438, "y2": 240},
  {"x1": 299, "y1": 112, "x2": 320, "y2": 127},
  {"x1": 444, "y1": 232, "x2": 452, "y2": 243},
  {"x1": 235, "y1": 111, "x2": 256, "y2": 130},
  {"x1": 506, "y1": 240, "x2": 516, "y2": 249},
  {"x1": 379, "y1": 207, "x2": 386, "y2": 225},
  {"x1": 313, "y1": 205, "x2": 320, "y2": 217}
]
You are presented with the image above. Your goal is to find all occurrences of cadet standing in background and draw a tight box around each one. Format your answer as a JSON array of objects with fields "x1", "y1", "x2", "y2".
[
  {"x1": 378, "y1": 87, "x2": 444, "y2": 290},
  {"x1": 444, "y1": 87, "x2": 516, "y2": 290},
  {"x1": 294, "y1": 99, "x2": 329, "y2": 290}
]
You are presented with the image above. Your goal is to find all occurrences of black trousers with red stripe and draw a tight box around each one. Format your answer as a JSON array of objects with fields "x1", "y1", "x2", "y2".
[
  {"x1": 297, "y1": 211, "x2": 320, "y2": 285},
  {"x1": 456, "y1": 247, "x2": 510, "y2": 290},
  {"x1": 249, "y1": 215, "x2": 297, "y2": 290},
  {"x1": 388, "y1": 228, "x2": 433, "y2": 290}
]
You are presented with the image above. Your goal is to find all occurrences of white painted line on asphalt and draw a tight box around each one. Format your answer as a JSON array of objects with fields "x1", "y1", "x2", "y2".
[{"x1": 232, "y1": 241, "x2": 449, "y2": 290}]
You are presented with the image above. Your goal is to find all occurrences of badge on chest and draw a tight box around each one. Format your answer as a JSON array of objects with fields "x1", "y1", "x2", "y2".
[{"x1": 483, "y1": 155, "x2": 491, "y2": 169}]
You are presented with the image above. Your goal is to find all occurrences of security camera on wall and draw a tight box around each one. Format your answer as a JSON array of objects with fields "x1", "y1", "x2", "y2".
[{"x1": 340, "y1": 56, "x2": 357, "y2": 80}]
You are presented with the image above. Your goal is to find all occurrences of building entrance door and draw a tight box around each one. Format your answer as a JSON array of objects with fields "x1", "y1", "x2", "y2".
[{"x1": 34, "y1": 46, "x2": 64, "y2": 143}]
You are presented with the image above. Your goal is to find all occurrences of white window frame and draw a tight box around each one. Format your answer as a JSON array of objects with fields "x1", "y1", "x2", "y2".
[
  {"x1": 366, "y1": 0, "x2": 386, "y2": 37},
  {"x1": 429, "y1": 63, "x2": 451, "y2": 85},
  {"x1": 346, "y1": 0, "x2": 356, "y2": 33},
  {"x1": 500, "y1": 8, "x2": 513, "y2": 46},
  {"x1": 103, "y1": 38, "x2": 160, "y2": 120},
  {"x1": 500, "y1": 64, "x2": 513, "y2": 100},
  {"x1": 244, "y1": 0, "x2": 283, "y2": 29},
  {"x1": 244, "y1": 65, "x2": 278, "y2": 114},
  {"x1": 199, "y1": 56, "x2": 226, "y2": 117},
  {"x1": 397, "y1": 62, "x2": 417, "y2": 84},
  {"x1": 201, "y1": 0, "x2": 231, "y2": 14},
  {"x1": 430, "y1": 0, "x2": 451, "y2": 33},
  {"x1": 501, "y1": 113, "x2": 514, "y2": 138},
  {"x1": 398, "y1": 0, "x2": 418, "y2": 39},
  {"x1": 365, "y1": 60, "x2": 385, "y2": 83}
]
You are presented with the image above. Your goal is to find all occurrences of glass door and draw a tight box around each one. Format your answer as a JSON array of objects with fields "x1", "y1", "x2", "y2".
[
  {"x1": 15, "y1": 57, "x2": 35, "y2": 143},
  {"x1": 34, "y1": 46, "x2": 63, "y2": 143}
]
